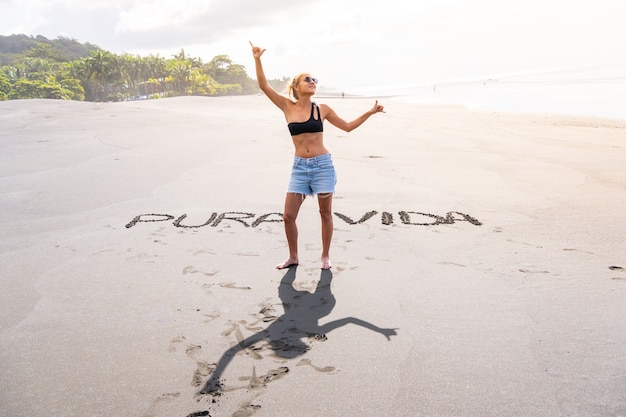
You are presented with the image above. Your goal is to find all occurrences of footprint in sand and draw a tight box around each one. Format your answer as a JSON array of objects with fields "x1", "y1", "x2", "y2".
[
  {"x1": 292, "y1": 280, "x2": 318, "y2": 292},
  {"x1": 150, "y1": 227, "x2": 167, "y2": 237},
  {"x1": 309, "y1": 334, "x2": 328, "y2": 342},
  {"x1": 609, "y1": 266, "x2": 625, "y2": 280},
  {"x1": 169, "y1": 335, "x2": 187, "y2": 352},
  {"x1": 186, "y1": 344, "x2": 202, "y2": 354},
  {"x1": 192, "y1": 249, "x2": 216, "y2": 256},
  {"x1": 144, "y1": 392, "x2": 182, "y2": 416},
  {"x1": 296, "y1": 358, "x2": 337, "y2": 373},
  {"x1": 233, "y1": 403, "x2": 262, "y2": 416},
  {"x1": 439, "y1": 262, "x2": 466, "y2": 267},
  {"x1": 220, "y1": 321, "x2": 246, "y2": 343},
  {"x1": 126, "y1": 252, "x2": 160, "y2": 262},
  {"x1": 237, "y1": 366, "x2": 290, "y2": 390},
  {"x1": 365, "y1": 256, "x2": 391, "y2": 262},
  {"x1": 185, "y1": 411, "x2": 210, "y2": 417},
  {"x1": 519, "y1": 268, "x2": 550, "y2": 274},
  {"x1": 257, "y1": 300, "x2": 279, "y2": 323},
  {"x1": 203, "y1": 311, "x2": 221, "y2": 323},
  {"x1": 219, "y1": 282, "x2": 252, "y2": 290},
  {"x1": 191, "y1": 361, "x2": 216, "y2": 387},
  {"x1": 183, "y1": 266, "x2": 219, "y2": 276},
  {"x1": 563, "y1": 248, "x2": 595, "y2": 255},
  {"x1": 184, "y1": 344, "x2": 217, "y2": 388}
]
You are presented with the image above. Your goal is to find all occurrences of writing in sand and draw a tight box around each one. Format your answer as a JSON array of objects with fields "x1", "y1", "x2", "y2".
[{"x1": 125, "y1": 210, "x2": 482, "y2": 229}]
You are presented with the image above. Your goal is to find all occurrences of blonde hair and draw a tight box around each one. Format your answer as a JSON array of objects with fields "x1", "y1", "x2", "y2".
[{"x1": 288, "y1": 73, "x2": 309, "y2": 100}]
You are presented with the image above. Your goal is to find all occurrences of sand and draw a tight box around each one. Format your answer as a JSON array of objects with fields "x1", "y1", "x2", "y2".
[{"x1": 1, "y1": 96, "x2": 625, "y2": 417}]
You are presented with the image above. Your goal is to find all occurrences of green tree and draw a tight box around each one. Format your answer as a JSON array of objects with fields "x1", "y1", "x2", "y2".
[
  {"x1": 84, "y1": 50, "x2": 118, "y2": 101},
  {"x1": 1, "y1": 37, "x2": 281, "y2": 101},
  {"x1": 0, "y1": 34, "x2": 100, "y2": 65},
  {"x1": 0, "y1": 73, "x2": 10, "y2": 100},
  {"x1": 20, "y1": 43, "x2": 66, "y2": 63},
  {"x1": 205, "y1": 54, "x2": 232, "y2": 81},
  {"x1": 189, "y1": 69, "x2": 216, "y2": 96},
  {"x1": 205, "y1": 55, "x2": 255, "y2": 94},
  {"x1": 119, "y1": 54, "x2": 143, "y2": 97},
  {"x1": 9, "y1": 79, "x2": 40, "y2": 99},
  {"x1": 58, "y1": 76, "x2": 85, "y2": 101},
  {"x1": 8, "y1": 77, "x2": 74, "y2": 100},
  {"x1": 214, "y1": 83, "x2": 243, "y2": 96},
  {"x1": 12, "y1": 58, "x2": 55, "y2": 82},
  {"x1": 268, "y1": 76, "x2": 290, "y2": 93},
  {"x1": 168, "y1": 59, "x2": 192, "y2": 95},
  {"x1": 36, "y1": 82, "x2": 72, "y2": 100}
]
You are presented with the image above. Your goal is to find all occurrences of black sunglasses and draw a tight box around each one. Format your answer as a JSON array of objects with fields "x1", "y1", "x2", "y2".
[{"x1": 303, "y1": 76, "x2": 318, "y2": 84}]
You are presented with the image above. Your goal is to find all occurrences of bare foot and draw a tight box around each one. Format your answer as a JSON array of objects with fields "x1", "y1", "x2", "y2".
[
  {"x1": 276, "y1": 258, "x2": 299, "y2": 270},
  {"x1": 320, "y1": 256, "x2": 332, "y2": 270}
]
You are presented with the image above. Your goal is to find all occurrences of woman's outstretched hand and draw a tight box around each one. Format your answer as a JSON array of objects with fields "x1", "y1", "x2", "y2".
[
  {"x1": 249, "y1": 41, "x2": 266, "y2": 59},
  {"x1": 371, "y1": 100, "x2": 385, "y2": 114}
]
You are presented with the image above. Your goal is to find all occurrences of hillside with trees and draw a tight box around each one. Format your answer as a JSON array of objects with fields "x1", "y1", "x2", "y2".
[
  {"x1": 0, "y1": 34, "x2": 288, "y2": 102},
  {"x1": 0, "y1": 34, "x2": 101, "y2": 65}
]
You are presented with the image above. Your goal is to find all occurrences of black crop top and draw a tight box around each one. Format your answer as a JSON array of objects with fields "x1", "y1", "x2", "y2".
[{"x1": 287, "y1": 103, "x2": 323, "y2": 136}]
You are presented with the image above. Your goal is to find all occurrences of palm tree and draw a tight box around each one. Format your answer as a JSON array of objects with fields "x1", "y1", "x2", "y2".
[
  {"x1": 168, "y1": 59, "x2": 192, "y2": 95},
  {"x1": 85, "y1": 50, "x2": 119, "y2": 101},
  {"x1": 205, "y1": 54, "x2": 233, "y2": 82},
  {"x1": 145, "y1": 55, "x2": 167, "y2": 95},
  {"x1": 70, "y1": 58, "x2": 98, "y2": 100}
]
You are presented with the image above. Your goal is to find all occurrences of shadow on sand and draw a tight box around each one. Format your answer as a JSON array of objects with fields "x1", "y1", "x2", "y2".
[{"x1": 200, "y1": 266, "x2": 397, "y2": 395}]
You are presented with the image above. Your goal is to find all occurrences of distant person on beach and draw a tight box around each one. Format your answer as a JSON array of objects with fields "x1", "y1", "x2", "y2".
[{"x1": 250, "y1": 41, "x2": 385, "y2": 270}]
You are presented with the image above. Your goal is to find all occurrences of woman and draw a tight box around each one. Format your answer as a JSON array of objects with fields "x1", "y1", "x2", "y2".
[{"x1": 250, "y1": 41, "x2": 385, "y2": 270}]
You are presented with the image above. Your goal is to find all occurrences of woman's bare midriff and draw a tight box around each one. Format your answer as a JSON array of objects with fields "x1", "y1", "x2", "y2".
[{"x1": 292, "y1": 132, "x2": 329, "y2": 158}]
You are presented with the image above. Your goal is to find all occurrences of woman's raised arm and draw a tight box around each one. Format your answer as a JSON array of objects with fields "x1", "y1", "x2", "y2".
[{"x1": 249, "y1": 41, "x2": 290, "y2": 111}]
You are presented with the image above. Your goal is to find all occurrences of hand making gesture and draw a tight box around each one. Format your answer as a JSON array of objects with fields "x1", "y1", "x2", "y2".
[
  {"x1": 249, "y1": 41, "x2": 266, "y2": 59},
  {"x1": 370, "y1": 100, "x2": 385, "y2": 114}
]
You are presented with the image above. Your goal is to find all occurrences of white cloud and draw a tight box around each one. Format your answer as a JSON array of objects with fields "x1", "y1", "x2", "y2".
[
  {"x1": 1, "y1": 0, "x2": 624, "y2": 87},
  {"x1": 115, "y1": 0, "x2": 214, "y2": 33}
]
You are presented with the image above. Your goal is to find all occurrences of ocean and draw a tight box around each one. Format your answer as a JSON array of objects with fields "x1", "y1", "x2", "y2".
[{"x1": 348, "y1": 62, "x2": 626, "y2": 121}]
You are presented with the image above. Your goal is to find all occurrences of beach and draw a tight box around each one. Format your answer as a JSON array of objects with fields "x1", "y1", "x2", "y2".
[{"x1": 1, "y1": 95, "x2": 625, "y2": 417}]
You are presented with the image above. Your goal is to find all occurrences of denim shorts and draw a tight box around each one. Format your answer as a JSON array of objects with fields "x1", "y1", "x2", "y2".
[{"x1": 287, "y1": 153, "x2": 337, "y2": 196}]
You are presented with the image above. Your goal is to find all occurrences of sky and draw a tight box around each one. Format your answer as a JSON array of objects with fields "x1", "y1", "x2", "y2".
[{"x1": 2, "y1": 0, "x2": 625, "y2": 90}]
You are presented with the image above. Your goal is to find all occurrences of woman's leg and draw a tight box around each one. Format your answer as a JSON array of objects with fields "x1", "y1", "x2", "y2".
[
  {"x1": 276, "y1": 193, "x2": 304, "y2": 269},
  {"x1": 318, "y1": 193, "x2": 333, "y2": 269}
]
